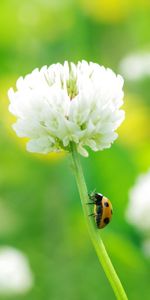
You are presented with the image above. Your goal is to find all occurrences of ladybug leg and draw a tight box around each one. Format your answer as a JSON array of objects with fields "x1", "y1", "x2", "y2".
[
  {"x1": 88, "y1": 193, "x2": 96, "y2": 204},
  {"x1": 86, "y1": 195, "x2": 95, "y2": 204},
  {"x1": 88, "y1": 213, "x2": 95, "y2": 217},
  {"x1": 90, "y1": 190, "x2": 98, "y2": 202},
  {"x1": 88, "y1": 192, "x2": 93, "y2": 199},
  {"x1": 86, "y1": 202, "x2": 94, "y2": 205},
  {"x1": 88, "y1": 189, "x2": 96, "y2": 198}
]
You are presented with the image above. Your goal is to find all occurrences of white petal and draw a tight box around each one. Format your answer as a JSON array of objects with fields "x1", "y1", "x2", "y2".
[
  {"x1": 27, "y1": 136, "x2": 55, "y2": 154},
  {"x1": 77, "y1": 144, "x2": 89, "y2": 157}
]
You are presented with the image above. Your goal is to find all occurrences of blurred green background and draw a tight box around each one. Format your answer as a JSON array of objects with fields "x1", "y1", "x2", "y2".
[{"x1": 0, "y1": 0, "x2": 150, "y2": 299}]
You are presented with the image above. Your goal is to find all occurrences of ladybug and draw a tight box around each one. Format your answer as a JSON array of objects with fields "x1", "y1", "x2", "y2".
[{"x1": 88, "y1": 192, "x2": 113, "y2": 229}]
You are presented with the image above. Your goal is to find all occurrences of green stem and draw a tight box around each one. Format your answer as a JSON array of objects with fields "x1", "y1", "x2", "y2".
[{"x1": 70, "y1": 142, "x2": 128, "y2": 300}]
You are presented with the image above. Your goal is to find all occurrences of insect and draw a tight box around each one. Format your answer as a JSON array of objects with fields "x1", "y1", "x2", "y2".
[{"x1": 88, "y1": 192, "x2": 113, "y2": 229}]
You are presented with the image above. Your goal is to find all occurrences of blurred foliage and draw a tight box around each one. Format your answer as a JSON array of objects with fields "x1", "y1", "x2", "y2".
[{"x1": 0, "y1": 0, "x2": 150, "y2": 299}]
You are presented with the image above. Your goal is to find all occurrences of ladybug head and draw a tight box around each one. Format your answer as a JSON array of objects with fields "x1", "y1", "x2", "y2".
[{"x1": 95, "y1": 193, "x2": 103, "y2": 204}]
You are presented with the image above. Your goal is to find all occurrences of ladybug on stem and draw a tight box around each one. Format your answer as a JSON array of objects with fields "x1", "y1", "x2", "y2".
[{"x1": 88, "y1": 192, "x2": 113, "y2": 229}]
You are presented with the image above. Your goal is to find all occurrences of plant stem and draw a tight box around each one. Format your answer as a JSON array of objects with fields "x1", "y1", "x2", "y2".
[{"x1": 70, "y1": 142, "x2": 128, "y2": 300}]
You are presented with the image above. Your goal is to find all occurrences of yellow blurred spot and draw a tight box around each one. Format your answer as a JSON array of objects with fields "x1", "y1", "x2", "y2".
[
  {"x1": 136, "y1": 0, "x2": 150, "y2": 9},
  {"x1": 79, "y1": 0, "x2": 150, "y2": 23},
  {"x1": 79, "y1": 0, "x2": 132, "y2": 23},
  {"x1": 34, "y1": 151, "x2": 65, "y2": 162},
  {"x1": 118, "y1": 94, "x2": 150, "y2": 147}
]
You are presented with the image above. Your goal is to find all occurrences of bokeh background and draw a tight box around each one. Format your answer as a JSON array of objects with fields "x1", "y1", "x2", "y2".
[{"x1": 0, "y1": 0, "x2": 150, "y2": 299}]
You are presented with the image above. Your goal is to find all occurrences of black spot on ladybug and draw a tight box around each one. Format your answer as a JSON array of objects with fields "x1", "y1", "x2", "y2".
[
  {"x1": 104, "y1": 217, "x2": 110, "y2": 224},
  {"x1": 104, "y1": 202, "x2": 109, "y2": 207}
]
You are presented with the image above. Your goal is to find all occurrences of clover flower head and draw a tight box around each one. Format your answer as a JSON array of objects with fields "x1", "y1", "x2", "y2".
[
  {"x1": 142, "y1": 238, "x2": 150, "y2": 258},
  {"x1": 120, "y1": 52, "x2": 150, "y2": 81},
  {"x1": 126, "y1": 170, "x2": 150, "y2": 232},
  {"x1": 0, "y1": 247, "x2": 33, "y2": 294},
  {"x1": 8, "y1": 61, "x2": 124, "y2": 157}
]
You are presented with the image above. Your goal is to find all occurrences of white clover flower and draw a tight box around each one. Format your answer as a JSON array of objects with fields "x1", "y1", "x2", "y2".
[
  {"x1": 8, "y1": 61, "x2": 124, "y2": 157},
  {"x1": 126, "y1": 170, "x2": 150, "y2": 232},
  {"x1": 142, "y1": 238, "x2": 150, "y2": 258},
  {"x1": 120, "y1": 52, "x2": 150, "y2": 80},
  {"x1": 0, "y1": 247, "x2": 34, "y2": 295}
]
